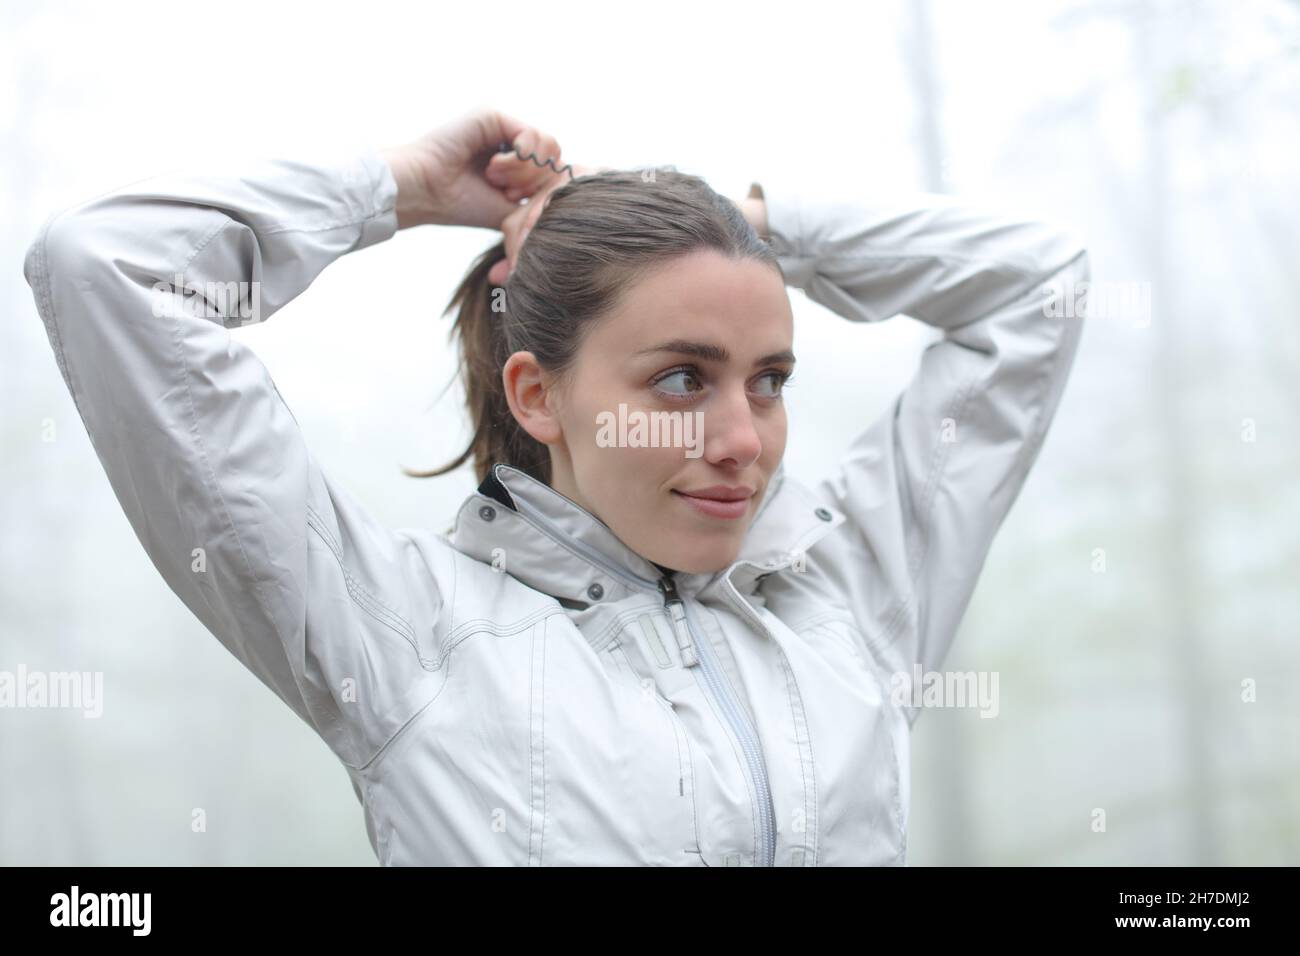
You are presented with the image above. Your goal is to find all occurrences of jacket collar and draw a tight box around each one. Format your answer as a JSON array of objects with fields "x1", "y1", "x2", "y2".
[{"x1": 445, "y1": 459, "x2": 846, "y2": 610}]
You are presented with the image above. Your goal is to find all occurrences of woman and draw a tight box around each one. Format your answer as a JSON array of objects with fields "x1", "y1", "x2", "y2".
[{"x1": 23, "y1": 107, "x2": 1089, "y2": 866}]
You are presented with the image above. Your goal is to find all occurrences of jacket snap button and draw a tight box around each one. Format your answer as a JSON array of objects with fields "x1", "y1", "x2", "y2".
[
  {"x1": 478, "y1": 504, "x2": 496, "y2": 522},
  {"x1": 586, "y1": 582, "x2": 604, "y2": 601},
  {"x1": 814, "y1": 507, "x2": 833, "y2": 522}
]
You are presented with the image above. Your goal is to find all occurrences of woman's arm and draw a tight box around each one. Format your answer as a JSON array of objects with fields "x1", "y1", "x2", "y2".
[
  {"x1": 21, "y1": 110, "x2": 565, "y2": 769},
  {"x1": 22, "y1": 150, "x2": 435, "y2": 770},
  {"x1": 759, "y1": 184, "x2": 1089, "y2": 706}
]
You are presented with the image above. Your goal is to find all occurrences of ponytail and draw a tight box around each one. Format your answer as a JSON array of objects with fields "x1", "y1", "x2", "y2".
[{"x1": 401, "y1": 240, "x2": 552, "y2": 486}]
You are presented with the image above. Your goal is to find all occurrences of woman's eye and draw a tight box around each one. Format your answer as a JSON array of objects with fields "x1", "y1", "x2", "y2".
[
  {"x1": 653, "y1": 369, "x2": 704, "y2": 397},
  {"x1": 651, "y1": 368, "x2": 793, "y2": 401},
  {"x1": 754, "y1": 370, "x2": 793, "y2": 398}
]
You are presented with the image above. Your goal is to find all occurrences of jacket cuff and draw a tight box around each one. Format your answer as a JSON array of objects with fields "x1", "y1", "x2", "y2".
[
  {"x1": 752, "y1": 180, "x2": 816, "y2": 289},
  {"x1": 352, "y1": 148, "x2": 401, "y2": 250}
]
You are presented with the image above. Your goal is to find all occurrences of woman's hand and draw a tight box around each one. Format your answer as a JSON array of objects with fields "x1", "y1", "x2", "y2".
[
  {"x1": 378, "y1": 107, "x2": 569, "y2": 231},
  {"x1": 736, "y1": 183, "x2": 769, "y2": 240}
]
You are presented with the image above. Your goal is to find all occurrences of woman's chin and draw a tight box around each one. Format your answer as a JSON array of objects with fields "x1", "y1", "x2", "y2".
[{"x1": 656, "y1": 536, "x2": 742, "y2": 577}]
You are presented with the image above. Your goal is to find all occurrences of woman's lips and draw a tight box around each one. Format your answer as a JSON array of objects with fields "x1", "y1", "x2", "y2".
[{"x1": 671, "y1": 490, "x2": 750, "y2": 520}]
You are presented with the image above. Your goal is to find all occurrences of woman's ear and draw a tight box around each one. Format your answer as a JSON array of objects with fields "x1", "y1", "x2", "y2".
[{"x1": 502, "y1": 351, "x2": 565, "y2": 446}]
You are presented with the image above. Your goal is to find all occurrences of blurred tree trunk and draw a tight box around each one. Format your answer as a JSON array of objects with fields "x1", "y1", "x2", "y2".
[
  {"x1": 4, "y1": 1, "x2": 99, "y2": 864},
  {"x1": 904, "y1": 0, "x2": 978, "y2": 866},
  {"x1": 1137, "y1": 1, "x2": 1220, "y2": 864}
]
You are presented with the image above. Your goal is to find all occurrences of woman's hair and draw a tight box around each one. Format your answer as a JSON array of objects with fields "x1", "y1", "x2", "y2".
[{"x1": 404, "y1": 168, "x2": 780, "y2": 486}]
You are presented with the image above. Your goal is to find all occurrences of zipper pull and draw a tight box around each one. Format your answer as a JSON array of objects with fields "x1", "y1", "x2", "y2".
[{"x1": 657, "y1": 574, "x2": 700, "y2": 668}]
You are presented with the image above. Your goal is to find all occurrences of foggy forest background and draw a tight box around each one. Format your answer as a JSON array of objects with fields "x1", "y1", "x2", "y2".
[{"x1": 2, "y1": 0, "x2": 1297, "y2": 864}]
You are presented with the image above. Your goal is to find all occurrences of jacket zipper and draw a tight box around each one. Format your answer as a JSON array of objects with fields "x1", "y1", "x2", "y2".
[
  {"x1": 655, "y1": 574, "x2": 699, "y2": 666},
  {"x1": 506, "y1": 494, "x2": 778, "y2": 866},
  {"x1": 659, "y1": 572, "x2": 777, "y2": 867}
]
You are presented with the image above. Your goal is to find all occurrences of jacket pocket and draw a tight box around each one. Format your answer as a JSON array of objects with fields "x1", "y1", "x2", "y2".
[
  {"x1": 613, "y1": 632, "x2": 702, "y2": 848},
  {"x1": 534, "y1": 619, "x2": 702, "y2": 865}
]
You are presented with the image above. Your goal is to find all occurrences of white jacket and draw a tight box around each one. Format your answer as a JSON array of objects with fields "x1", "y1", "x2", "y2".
[{"x1": 23, "y1": 149, "x2": 1089, "y2": 866}]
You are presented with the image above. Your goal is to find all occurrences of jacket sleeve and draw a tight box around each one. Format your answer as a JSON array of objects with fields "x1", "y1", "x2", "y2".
[
  {"x1": 22, "y1": 150, "x2": 448, "y2": 770},
  {"x1": 760, "y1": 184, "x2": 1089, "y2": 689}
]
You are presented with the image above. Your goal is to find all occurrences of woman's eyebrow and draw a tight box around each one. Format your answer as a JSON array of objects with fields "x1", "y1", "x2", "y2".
[{"x1": 634, "y1": 339, "x2": 796, "y2": 367}]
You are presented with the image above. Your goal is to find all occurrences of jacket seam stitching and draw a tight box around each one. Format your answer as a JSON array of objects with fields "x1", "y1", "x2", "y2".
[
  {"x1": 612, "y1": 641, "x2": 703, "y2": 860},
  {"x1": 423, "y1": 609, "x2": 564, "y2": 675},
  {"x1": 912, "y1": 372, "x2": 980, "y2": 578},
  {"x1": 449, "y1": 532, "x2": 460, "y2": 643},
  {"x1": 806, "y1": 612, "x2": 895, "y2": 670},
  {"x1": 355, "y1": 669, "x2": 451, "y2": 774},
  {"x1": 810, "y1": 248, "x2": 1046, "y2": 283},
  {"x1": 661, "y1": 698, "x2": 701, "y2": 857},
  {"x1": 529, "y1": 619, "x2": 545, "y2": 865},
  {"x1": 501, "y1": 500, "x2": 653, "y2": 591},
  {"x1": 774, "y1": 643, "x2": 818, "y2": 866},
  {"x1": 445, "y1": 606, "x2": 562, "y2": 644},
  {"x1": 356, "y1": 613, "x2": 562, "y2": 775},
  {"x1": 26, "y1": 212, "x2": 83, "y2": 422},
  {"x1": 305, "y1": 503, "x2": 419, "y2": 651},
  {"x1": 589, "y1": 601, "x2": 670, "y2": 652},
  {"x1": 261, "y1": 161, "x2": 392, "y2": 236},
  {"x1": 691, "y1": 603, "x2": 762, "y2": 862},
  {"x1": 1001, "y1": 250, "x2": 1089, "y2": 476},
  {"x1": 787, "y1": 608, "x2": 853, "y2": 635},
  {"x1": 260, "y1": 209, "x2": 388, "y2": 237}
]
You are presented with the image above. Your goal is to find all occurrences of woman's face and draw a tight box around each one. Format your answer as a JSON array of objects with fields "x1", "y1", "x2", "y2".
[{"x1": 508, "y1": 248, "x2": 795, "y2": 575}]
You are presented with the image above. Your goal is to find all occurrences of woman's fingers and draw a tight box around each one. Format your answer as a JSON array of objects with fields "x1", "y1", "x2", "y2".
[
  {"x1": 520, "y1": 133, "x2": 565, "y2": 195},
  {"x1": 486, "y1": 160, "x2": 605, "y2": 285},
  {"x1": 485, "y1": 129, "x2": 566, "y2": 202},
  {"x1": 487, "y1": 189, "x2": 551, "y2": 285}
]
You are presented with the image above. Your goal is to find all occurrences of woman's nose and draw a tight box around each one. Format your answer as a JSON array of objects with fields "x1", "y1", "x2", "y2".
[{"x1": 699, "y1": 387, "x2": 763, "y2": 469}]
